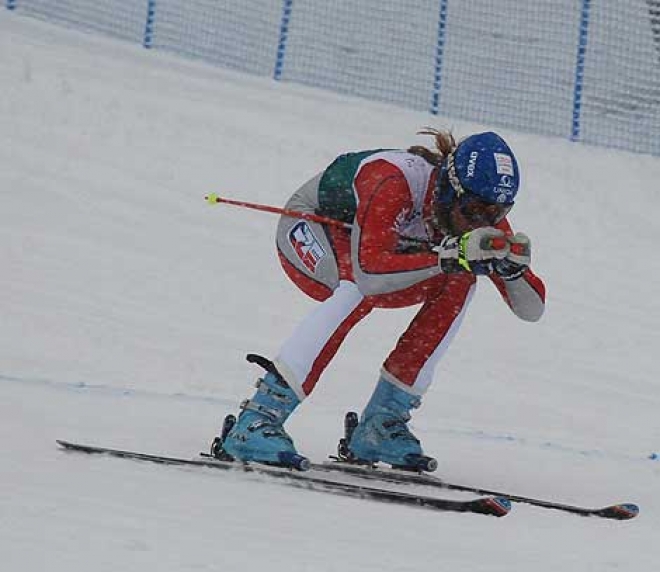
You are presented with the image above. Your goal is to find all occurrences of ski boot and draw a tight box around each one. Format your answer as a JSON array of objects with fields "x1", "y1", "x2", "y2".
[
  {"x1": 338, "y1": 376, "x2": 437, "y2": 472},
  {"x1": 210, "y1": 354, "x2": 310, "y2": 471}
]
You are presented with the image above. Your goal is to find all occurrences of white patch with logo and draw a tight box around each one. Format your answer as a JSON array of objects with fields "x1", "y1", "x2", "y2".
[
  {"x1": 494, "y1": 153, "x2": 514, "y2": 176},
  {"x1": 289, "y1": 221, "x2": 326, "y2": 273},
  {"x1": 493, "y1": 173, "x2": 516, "y2": 203}
]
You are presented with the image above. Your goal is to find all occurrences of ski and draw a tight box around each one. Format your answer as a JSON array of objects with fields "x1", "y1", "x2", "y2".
[
  {"x1": 56, "y1": 440, "x2": 510, "y2": 517},
  {"x1": 313, "y1": 460, "x2": 639, "y2": 520}
]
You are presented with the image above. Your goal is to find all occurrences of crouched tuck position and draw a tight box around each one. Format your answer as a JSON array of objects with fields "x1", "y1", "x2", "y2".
[{"x1": 213, "y1": 129, "x2": 546, "y2": 471}]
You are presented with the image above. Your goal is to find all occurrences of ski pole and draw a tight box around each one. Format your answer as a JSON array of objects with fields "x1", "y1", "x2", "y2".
[
  {"x1": 205, "y1": 193, "x2": 352, "y2": 229},
  {"x1": 205, "y1": 194, "x2": 524, "y2": 254}
]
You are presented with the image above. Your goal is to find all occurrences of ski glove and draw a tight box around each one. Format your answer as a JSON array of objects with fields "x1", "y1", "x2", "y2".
[
  {"x1": 492, "y1": 232, "x2": 531, "y2": 281},
  {"x1": 435, "y1": 227, "x2": 508, "y2": 275}
]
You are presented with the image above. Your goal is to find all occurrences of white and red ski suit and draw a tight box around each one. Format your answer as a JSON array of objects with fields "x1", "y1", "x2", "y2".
[{"x1": 274, "y1": 150, "x2": 545, "y2": 400}]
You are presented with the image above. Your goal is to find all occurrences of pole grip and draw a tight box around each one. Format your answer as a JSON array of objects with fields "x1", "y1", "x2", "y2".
[{"x1": 484, "y1": 236, "x2": 526, "y2": 255}]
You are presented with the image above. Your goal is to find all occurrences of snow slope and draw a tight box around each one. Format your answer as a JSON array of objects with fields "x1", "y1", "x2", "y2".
[{"x1": 2, "y1": 11, "x2": 659, "y2": 571}]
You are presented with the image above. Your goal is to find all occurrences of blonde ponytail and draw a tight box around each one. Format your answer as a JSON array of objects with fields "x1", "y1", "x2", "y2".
[{"x1": 407, "y1": 128, "x2": 457, "y2": 166}]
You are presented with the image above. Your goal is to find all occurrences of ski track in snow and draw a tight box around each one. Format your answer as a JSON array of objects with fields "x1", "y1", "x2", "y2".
[{"x1": 2, "y1": 372, "x2": 656, "y2": 466}]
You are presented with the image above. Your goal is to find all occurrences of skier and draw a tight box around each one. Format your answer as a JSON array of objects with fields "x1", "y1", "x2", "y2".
[{"x1": 216, "y1": 129, "x2": 546, "y2": 470}]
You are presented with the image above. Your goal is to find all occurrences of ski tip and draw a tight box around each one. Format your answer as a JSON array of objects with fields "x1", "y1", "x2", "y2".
[
  {"x1": 488, "y1": 496, "x2": 513, "y2": 517},
  {"x1": 472, "y1": 496, "x2": 512, "y2": 517},
  {"x1": 598, "y1": 503, "x2": 640, "y2": 520}
]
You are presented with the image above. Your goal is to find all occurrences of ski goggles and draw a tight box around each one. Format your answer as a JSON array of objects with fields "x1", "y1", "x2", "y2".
[{"x1": 457, "y1": 194, "x2": 512, "y2": 226}]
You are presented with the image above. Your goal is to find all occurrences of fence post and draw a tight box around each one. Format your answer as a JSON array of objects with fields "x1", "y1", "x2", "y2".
[
  {"x1": 143, "y1": 0, "x2": 157, "y2": 49},
  {"x1": 571, "y1": 0, "x2": 591, "y2": 141},
  {"x1": 645, "y1": 1, "x2": 660, "y2": 62},
  {"x1": 274, "y1": 0, "x2": 294, "y2": 80},
  {"x1": 430, "y1": 0, "x2": 449, "y2": 115},
  {"x1": 7, "y1": 0, "x2": 17, "y2": 10}
]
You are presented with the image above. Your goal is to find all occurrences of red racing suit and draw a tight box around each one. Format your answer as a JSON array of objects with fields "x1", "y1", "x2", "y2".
[{"x1": 274, "y1": 150, "x2": 545, "y2": 399}]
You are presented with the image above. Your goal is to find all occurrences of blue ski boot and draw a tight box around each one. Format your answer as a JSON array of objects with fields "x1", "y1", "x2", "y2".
[
  {"x1": 345, "y1": 376, "x2": 437, "y2": 472},
  {"x1": 217, "y1": 354, "x2": 309, "y2": 470}
]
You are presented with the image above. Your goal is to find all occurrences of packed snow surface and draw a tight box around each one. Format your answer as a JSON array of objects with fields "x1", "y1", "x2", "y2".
[{"x1": 2, "y1": 11, "x2": 659, "y2": 572}]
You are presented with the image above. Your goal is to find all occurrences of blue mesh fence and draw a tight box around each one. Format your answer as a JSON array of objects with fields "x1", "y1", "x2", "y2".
[
  {"x1": 5, "y1": 0, "x2": 660, "y2": 155},
  {"x1": 13, "y1": 0, "x2": 148, "y2": 43}
]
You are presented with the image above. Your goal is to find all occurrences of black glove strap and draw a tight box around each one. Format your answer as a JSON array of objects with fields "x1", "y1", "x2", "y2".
[{"x1": 493, "y1": 259, "x2": 527, "y2": 281}]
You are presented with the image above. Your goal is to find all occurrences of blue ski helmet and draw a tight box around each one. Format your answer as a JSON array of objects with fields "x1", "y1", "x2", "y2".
[{"x1": 438, "y1": 132, "x2": 519, "y2": 206}]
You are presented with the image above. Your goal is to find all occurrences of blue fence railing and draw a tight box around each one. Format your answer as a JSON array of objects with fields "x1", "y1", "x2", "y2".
[
  {"x1": 5, "y1": 0, "x2": 660, "y2": 156},
  {"x1": 571, "y1": 0, "x2": 592, "y2": 142},
  {"x1": 430, "y1": 0, "x2": 449, "y2": 117},
  {"x1": 142, "y1": 0, "x2": 156, "y2": 49},
  {"x1": 273, "y1": 0, "x2": 293, "y2": 81}
]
